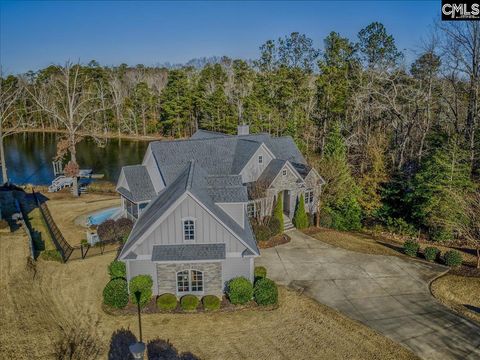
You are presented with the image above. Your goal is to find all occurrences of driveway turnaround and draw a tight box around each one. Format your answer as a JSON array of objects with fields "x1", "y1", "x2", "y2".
[{"x1": 256, "y1": 230, "x2": 480, "y2": 360}]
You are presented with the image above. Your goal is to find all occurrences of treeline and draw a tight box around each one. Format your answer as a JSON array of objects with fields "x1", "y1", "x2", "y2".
[{"x1": 1, "y1": 21, "x2": 479, "y2": 246}]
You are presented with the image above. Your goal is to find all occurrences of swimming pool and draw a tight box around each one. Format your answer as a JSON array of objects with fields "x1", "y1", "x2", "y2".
[{"x1": 87, "y1": 207, "x2": 121, "y2": 226}]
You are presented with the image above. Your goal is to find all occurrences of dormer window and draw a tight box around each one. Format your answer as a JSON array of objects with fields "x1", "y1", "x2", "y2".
[
  {"x1": 183, "y1": 219, "x2": 195, "y2": 241},
  {"x1": 282, "y1": 169, "x2": 287, "y2": 176},
  {"x1": 258, "y1": 155, "x2": 263, "y2": 164}
]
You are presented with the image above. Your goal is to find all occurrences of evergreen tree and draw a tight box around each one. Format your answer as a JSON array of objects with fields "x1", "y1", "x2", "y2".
[
  {"x1": 293, "y1": 194, "x2": 309, "y2": 229},
  {"x1": 272, "y1": 192, "x2": 284, "y2": 233}
]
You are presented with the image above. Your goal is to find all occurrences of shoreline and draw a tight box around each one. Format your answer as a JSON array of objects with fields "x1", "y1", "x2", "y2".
[{"x1": 7, "y1": 128, "x2": 173, "y2": 141}]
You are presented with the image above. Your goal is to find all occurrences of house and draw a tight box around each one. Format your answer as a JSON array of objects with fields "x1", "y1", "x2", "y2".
[{"x1": 117, "y1": 125, "x2": 324, "y2": 297}]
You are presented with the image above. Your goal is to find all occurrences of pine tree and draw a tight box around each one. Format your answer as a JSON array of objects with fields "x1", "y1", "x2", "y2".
[
  {"x1": 272, "y1": 192, "x2": 284, "y2": 233},
  {"x1": 293, "y1": 194, "x2": 309, "y2": 229}
]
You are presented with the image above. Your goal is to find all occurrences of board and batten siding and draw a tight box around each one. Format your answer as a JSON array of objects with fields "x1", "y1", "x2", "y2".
[
  {"x1": 240, "y1": 145, "x2": 273, "y2": 183},
  {"x1": 134, "y1": 194, "x2": 247, "y2": 255},
  {"x1": 222, "y1": 257, "x2": 253, "y2": 285}
]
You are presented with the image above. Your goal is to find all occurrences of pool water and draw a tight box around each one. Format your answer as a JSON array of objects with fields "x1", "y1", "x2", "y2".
[{"x1": 87, "y1": 207, "x2": 121, "y2": 226}]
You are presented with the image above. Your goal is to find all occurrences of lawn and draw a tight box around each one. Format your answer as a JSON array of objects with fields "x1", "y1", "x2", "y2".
[{"x1": 0, "y1": 227, "x2": 418, "y2": 360}]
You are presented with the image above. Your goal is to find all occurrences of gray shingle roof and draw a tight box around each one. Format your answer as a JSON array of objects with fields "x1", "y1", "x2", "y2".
[
  {"x1": 122, "y1": 165, "x2": 157, "y2": 202},
  {"x1": 256, "y1": 159, "x2": 287, "y2": 186},
  {"x1": 151, "y1": 243, "x2": 226, "y2": 261}
]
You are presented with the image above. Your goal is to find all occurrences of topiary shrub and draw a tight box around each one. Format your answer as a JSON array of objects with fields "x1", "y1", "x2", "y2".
[
  {"x1": 97, "y1": 219, "x2": 116, "y2": 241},
  {"x1": 129, "y1": 275, "x2": 153, "y2": 308},
  {"x1": 253, "y1": 224, "x2": 271, "y2": 242},
  {"x1": 272, "y1": 193, "x2": 284, "y2": 233},
  {"x1": 267, "y1": 216, "x2": 282, "y2": 236},
  {"x1": 403, "y1": 240, "x2": 420, "y2": 257},
  {"x1": 180, "y1": 295, "x2": 199, "y2": 312},
  {"x1": 202, "y1": 295, "x2": 221, "y2": 311},
  {"x1": 156, "y1": 293, "x2": 177, "y2": 311},
  {"x1": 227, "y1": 277, "x2": 253, "y2": 305},
  {"x1": 103, "y1": 278, "x2": 129, "y2": 309},
  {"x1": 254, "y1": 278, "x2": 278, "y2": 306},
  {"x1": 424, "y1": 247, "x2": 439, "y2": 262},
  {"x1": 293, "y1": 194, "x2": 309, "y2": 229},
  {"x1": 114, "y1": 218, "x2": 133, "y2": 240},
  {"x1": 444, "y1": 250, "x2": 463, "y2": 267},
  {"x1": 108, "y1": 260, "x2": 126, "y2": 279},
  {"x1": 254, "y1": 266, "x2": 267, "y2": 280}
]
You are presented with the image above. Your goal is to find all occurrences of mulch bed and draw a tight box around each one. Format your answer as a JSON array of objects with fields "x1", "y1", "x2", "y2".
[
  {"x1": 103, "y1": 296, "x2": 278, "y2": 316},
  {"x1": 258, "y1": 233, "x2": 291, "y2": 249}
]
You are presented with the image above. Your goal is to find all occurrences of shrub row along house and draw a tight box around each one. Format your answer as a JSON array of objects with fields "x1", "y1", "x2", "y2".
[{"x1": 116, "y1": 126, "x2": 324, "y2": 297}]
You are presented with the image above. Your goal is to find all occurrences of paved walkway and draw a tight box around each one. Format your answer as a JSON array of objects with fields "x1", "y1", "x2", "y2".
[{"x1": 256, "y1": 230, "x2": 480, "y2": 360}]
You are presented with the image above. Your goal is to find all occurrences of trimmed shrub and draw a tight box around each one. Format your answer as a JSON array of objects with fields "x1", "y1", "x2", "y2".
[
  {"x1": 227, "y1": 277, "x2": 253, "y2": 305},
  {"x1": 129, "y1": 275, "x2": 153, "y2": 307},
  {"x1": 253, "y1": 224, "x2": 271, "y2": 242},
  {"x1": 114, "y1": 218, "x2": 133, "y2": 239},
  {"x1": 268, "y1": 216, "x2": 282, "y2": 236},
  {"x1": 444, "y1": 250, "x2": 463, "y2": 267},
  {"x1": 254, "y1": 278, "x2": 278, "y2": 306},
  {"x1": 108, "y1": 260, "x2": 126, "y2": 279},
  {"x1": 292, "y1": 194, "x2": 309, "y2": 229},
  {"x1": 254, "y1": 266, "x2": 267, "y2": 280},
  {"x1": 403, "y1": 240, "x2": 420, "y2": 257},
  {"x1": 202, "y1": 295, "x2": 221, "y2": 311},
  {"x1": 103, "y1": 278, "x2": 129, "y2": 309},
  {"x1": 97, "y1": 219, "x2": 116, "y2": 241},
  {"x1": 424, "y1": 247, "x2": 440, "y2": 262},
  {"x1": 156, "y1": 293, "x2": 177, "y2": 311},
  {"x1": 386, "y1": 217, "x2": 417, "y2": 237},
  {"x1": 180, "y1": 295, "x2": 199, "y2": 311},
  {"x1": 272, "y1": 192, "x2": 284, "y2": 233}
]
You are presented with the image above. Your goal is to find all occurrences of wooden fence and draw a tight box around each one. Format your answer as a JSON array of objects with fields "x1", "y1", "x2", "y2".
[{"x1": 32, "y1": 190, "x2": 120, "y2": 263}]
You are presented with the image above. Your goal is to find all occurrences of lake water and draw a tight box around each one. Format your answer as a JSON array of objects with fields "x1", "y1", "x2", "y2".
[{"x1": 1, "y1": 132, "x2": 149, "y2": 185}]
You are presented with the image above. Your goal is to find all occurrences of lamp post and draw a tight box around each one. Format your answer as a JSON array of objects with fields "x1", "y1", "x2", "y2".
[{"x1": 129, "y1": 291, "x2": 145, "y2": 359}]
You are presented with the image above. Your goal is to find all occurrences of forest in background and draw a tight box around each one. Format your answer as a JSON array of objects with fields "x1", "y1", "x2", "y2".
[{"x1": 1, "y1": 21, "x2": 479, "y2": 248}]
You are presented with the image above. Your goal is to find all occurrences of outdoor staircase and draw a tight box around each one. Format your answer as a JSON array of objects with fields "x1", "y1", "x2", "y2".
[{"x1": 283, "y1": 214, "x2": 294, "y2": 231}]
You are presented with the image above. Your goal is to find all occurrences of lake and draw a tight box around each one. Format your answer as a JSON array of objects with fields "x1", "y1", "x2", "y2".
[{"x1": 1, "y1": 132, "x2": 149, "y2": 185}]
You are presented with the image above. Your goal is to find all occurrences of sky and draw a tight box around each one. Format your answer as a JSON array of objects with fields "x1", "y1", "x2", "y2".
[{"x1": 0, "y1": 1, "x2": 439, "y2": 75}]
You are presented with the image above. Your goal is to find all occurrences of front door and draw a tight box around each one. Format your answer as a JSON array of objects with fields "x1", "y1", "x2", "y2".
[{"x1": 283, "y1": 190, "x2": 290, "y2": 217}]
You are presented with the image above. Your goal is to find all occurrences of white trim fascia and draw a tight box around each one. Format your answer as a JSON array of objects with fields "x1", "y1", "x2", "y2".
[
  {"x1": 153, "y1": 259, "x2": 224, "y2": 264},
  {"x1": 215, "y1": 202, "x2": 246, "y2": 205},
  {"x1": 187, "y1": 191, "x2": 259, "y2": 255},
  {"x1": 119, "y1": 192, "x2": 190, "y2": 259},
  {"x1": 116, "y1": 168, "x2": 128, "y2": 191}
]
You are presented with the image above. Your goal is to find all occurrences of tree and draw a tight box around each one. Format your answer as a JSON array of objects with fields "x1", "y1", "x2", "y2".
[
  {"x1": 292, "y1": 194, "x2": 309, "y2": 229},
  {"x1": 27, "y1": 62, "x2": 109, "y2": 196},
  {"x1": 272, "y1": 192, "x2": 284, "y2": 233},
  {"x1": 357, "y1": 22, "x2": 402, "y2": 69},
  {"x1": 0, "y1": 74, "x2": 24, "y2": 184}
]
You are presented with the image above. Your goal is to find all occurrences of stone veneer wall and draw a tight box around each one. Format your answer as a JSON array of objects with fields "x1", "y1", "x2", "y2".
[{"x1": 156, "y1": 262, "x2": 222, "y2": 296}]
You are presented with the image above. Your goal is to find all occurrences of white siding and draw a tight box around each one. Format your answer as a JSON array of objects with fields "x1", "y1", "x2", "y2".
[
  {"x1": 142, "y1": 145, "x2": 164, "y2": 193},
  {"x1": 127, "y1": 260, "x2": 159, "y2": 294},
  {"x1": 240, "y1": 144, "x2": 274, "y2": 183},
  {"x1": 116, "y1": 169, "x2": 128, "y2": 191},
  {"x1": 216, "y1": 203, "x2": 245, "y2": 228},
  {"x1": 222, "y1": 257, "x2": 252, "y2": 288},
  {"x1": 134, "y1": 195, "x2": 247, "y2": 255}
]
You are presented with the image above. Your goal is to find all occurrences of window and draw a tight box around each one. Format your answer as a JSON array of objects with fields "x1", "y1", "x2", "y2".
[
  {"x1": 125, "y1": 198, "x2": 138, "y2": 219},
  {"x1": 177, "y1": 270, "x2": 204, "y2": 293},
  {"x1": 305, "y1": 190, "x2": 314, "y2": 205},
  {"x1": 282, "y1": 169, "x2": 287, "y2": 176},
  {"x1": 247, "y1": 201, "x2": 262, "y2": 218},
  {"x1": 183, "y1": 219, "x2": 195, "y2": 241},
  {"x1": 258, "y1": 155, "x2": 263, "y2": 164}
]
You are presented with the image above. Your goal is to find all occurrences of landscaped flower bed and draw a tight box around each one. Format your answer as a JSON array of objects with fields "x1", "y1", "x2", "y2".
[
  {"x1": 258, "y1": 233, "x2": 291, "y2": 249},
  {"x1": 102, "y1": 262, "x2": 279, "y2": 315}
]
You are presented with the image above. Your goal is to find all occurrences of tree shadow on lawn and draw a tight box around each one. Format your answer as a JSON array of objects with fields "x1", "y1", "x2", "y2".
[{"x1": 108, "y1": 328, "x2": 199, "y2": 360}]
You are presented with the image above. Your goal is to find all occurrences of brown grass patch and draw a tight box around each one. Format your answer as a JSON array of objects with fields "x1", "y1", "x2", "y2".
[
  {"x1": 430, "y1": 275, "x2": 480, "y2": 324},
  {"x1": 1, "y1": 228, "x2": 418, "y2": 360},
  {"x1": 43, "y1": 192, "x2": 120, "y2": 246}
]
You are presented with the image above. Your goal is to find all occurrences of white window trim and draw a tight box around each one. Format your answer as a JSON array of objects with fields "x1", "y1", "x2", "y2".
[
  {"x1": 182, "y1": 217, "x2": 196, "y2": 242},
  {"x1": 282, "y1": 169, "x2": 287, "y2": 176},
  {"x1": 305, "y1": 190, "x2": 314, "y2": 204},
  {"x1": 258, "y1": 155, "x2": 263, "y2": 164},
  {"x1": 176, "y1": 269, "x2": 204, "y2": 295}
]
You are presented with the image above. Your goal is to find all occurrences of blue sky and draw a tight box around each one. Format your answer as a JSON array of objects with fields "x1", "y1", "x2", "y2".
[{"x1": 1, "y1": 1, "x2": 439, "y2": 74}]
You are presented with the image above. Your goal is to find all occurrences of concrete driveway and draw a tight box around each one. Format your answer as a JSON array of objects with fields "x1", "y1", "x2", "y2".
[{"x1": 256, "y1": 230, "x2": 480, "y2": 360}]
